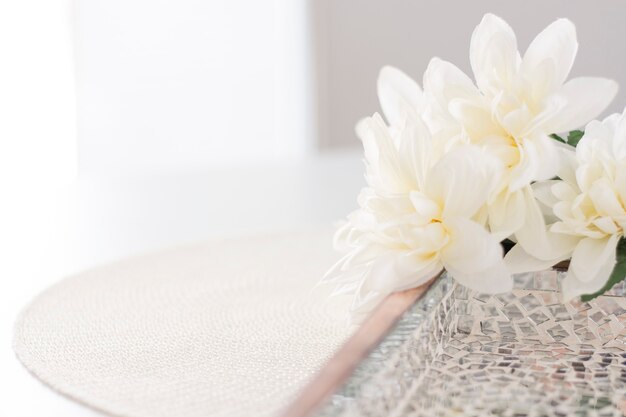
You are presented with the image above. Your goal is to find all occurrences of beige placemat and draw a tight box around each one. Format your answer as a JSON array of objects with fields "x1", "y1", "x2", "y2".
[{"x1": 14, "y1": 229, "x2": 352, "y2": 417}]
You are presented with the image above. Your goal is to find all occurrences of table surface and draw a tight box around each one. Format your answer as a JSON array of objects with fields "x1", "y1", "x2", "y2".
[{"x1": 0, "y1": 150, "x2": 363, "y2": 416}]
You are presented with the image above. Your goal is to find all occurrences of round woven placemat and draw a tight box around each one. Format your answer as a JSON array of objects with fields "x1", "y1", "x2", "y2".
[{"x1": 14, "y1": 229, "x2": 351, "y2": 417}]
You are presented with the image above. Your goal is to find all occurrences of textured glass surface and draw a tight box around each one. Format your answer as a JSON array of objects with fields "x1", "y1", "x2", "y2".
[{"x1": 316, "y1": 270, "x2": 626, "y2": 417}]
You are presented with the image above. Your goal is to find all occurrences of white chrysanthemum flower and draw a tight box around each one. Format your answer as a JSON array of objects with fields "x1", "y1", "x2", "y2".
[
  {"x1": 507, "y1": 109, "x2": 626, "y2": 300},
  {"x1": 325, "y1": 13, "x2": 621, "y2": 316},
  {"x1": 421, "y1": 14, "x2": 618, "y2": 240},
  {"x1": 324, "y1": 81, "x2": 511, "y2": 317}
]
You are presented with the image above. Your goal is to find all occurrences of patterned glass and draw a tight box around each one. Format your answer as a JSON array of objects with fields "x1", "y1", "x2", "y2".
[{"x1": 316, "y1": 270, "x2": 626, "y2": 417}]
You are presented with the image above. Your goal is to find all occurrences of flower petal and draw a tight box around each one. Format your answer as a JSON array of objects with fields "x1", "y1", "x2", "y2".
[
  {"x1": 562, "y1": 238, "x2": 617, "y2": 301},
  {"x1": 505, "y1": 243, "x2": 568, "y2": 274},
  {"x1": 409, "y1": 191, "x2": 441, "y2": 222},
  {"x1": 532, "y1": 180, "x2": 560, "y2": 209},
  {"x1": 357, "y1": 114, "x2": 416, "y2": 193},
  {"x1": 508, "y1": 135, "x2": 560, "y2": 192},
  {"x1": 614, "y1": 108, "x2": 626, "y2": 159},
  {"x1": 588, "y1": 178, "x2": 626, "y2": 218},
  {"x1": 487, "y1": 188, "x2": 525, "y2": 240},
  {"x1": 470, "y1": 13, "x2": 520, "y2": 94},
  {"x1": 423, "y1": 57, "x2": 482, "y2": 133},
  {"x1": 426, "y1": 146, "x2": 497, "y2": 219},
  {"x1": 515, "y1": 186, "x2": 579, "y2": 260},
  {"x1": 551, "y1": 181, "x2": 578, "y2": 202},
  {"x1": 521, "y1": 18, "x2": 578, "y2": 93},
  {"x1": 507, "y1": 138, "x2": 539, "y2": 191},
  {"x1": 570, "y1": 235, "x2": 619, "y2": 283},
  {"x1": 442, "y1": 217, "x2": 503, "y2": 271},
  {"x1": 553, "y1": 143, "x2": 578, "y2": 185},
  {"x1": 377, "y1": 66, "x2": 423, "y2": 127},
  {"x1": 615, "y1": 164, "x2": 626, "y2": 209},
  {"x1": 448, "y1": 98, "x2": 506, "y2": 138},
  {"x1": 442, "y1": 217, "x2": 512, "y2": 293},
  {"x1": 576, "y1": 113, "x2": 622, "y2": 163},
  {"x1": 353, "y1": 251, "x2": 443, "y2": 317},
  {"x1": 532, "y1": 135, "x2": 562, "y2": 182},
  {"x1": 424, "y1": 58, "x2": 480, "y2": 103},
  {"x1": 549, "y1": 77, "x2": 618, "y2": 132},
  {"x1": 391, "y1": 253, "x2": 443, "y2": 291},
  {"x1": 397, "y1": 116, "x2": 432, "y2": 190}
]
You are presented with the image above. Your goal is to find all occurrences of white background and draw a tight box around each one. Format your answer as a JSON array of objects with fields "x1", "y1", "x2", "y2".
[{"x1": 75, "y1": 0, "x2": 315, "y2": 176}]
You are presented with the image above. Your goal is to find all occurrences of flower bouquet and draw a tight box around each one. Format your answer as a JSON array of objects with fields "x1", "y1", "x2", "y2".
[
  {"x1": 325, "y1": 13, "x2": 623, "y2": 316},
  {"x1": 286, "y1": 13, "x2": 626, "y2": 417}
]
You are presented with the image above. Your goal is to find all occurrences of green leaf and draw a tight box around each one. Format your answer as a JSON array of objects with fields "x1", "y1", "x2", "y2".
[
  {"x1": 567, "y1": 130, "x2": 584, "y2": 147},
  {"x1": 549, "y1": 130, "x2": 585, "y2": 146},
  {"x1": 580, "y1": 238, "x2": 626, "y2": 302},
  {"x1": 549, "y1": 133, "x2": 566, "y2": 143}
]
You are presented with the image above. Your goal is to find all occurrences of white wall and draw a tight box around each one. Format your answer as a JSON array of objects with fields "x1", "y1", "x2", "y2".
[
  {"x1": 315, "y1": 0, "x2": 626, "y2": 148},
  {"x1": 0, "y1": 0, "x2": 77, "y2": 188},
  {"x1": 75, "y1": 0, "x2": 315, "y2": 176}
]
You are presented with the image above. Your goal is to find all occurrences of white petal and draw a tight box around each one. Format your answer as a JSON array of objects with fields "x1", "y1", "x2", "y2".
[
  {"x1": 360, "y1": 253, "x2": 400, "y2": 294},
  {"x1": 358, "y1": 114, "x2": 415, "y2": 193},
  {"x1": 409, "y1": 191, "x2": 441, "y2": 222},
  {"x1": 341, "y1": 243, "x2": 385, "y2": 270},
  {"x1": 423, "y1": 58, "x2": 482, "y2": 118},
  {"x1": 397, "y1": 115, "x2": 432, "y2": 190},
  {"x1": 592, "y1": 217, "x2": 620, "y2": 235},
  {"x1": 488, "y1": 188, "x2": 525, "y2": 240},
  {"x1": 549, "y1": 77, "x2": 618, "y2": 132},
  {"x1": 426, "y1": 146, "x2": 497, "y2": 219},
  {"x1": 522, "y1": 94, "x2": 567, "y2": 135},
  {"x1": 470, "y1": 13, "x2": 520, "y2": 93},
  {"x1": 508, "y1": 138, "x2": 539, "y2": 191},
  {"x1": 533, "y1": 135, "x2": 562, "y2": 182},
  {"x1": 588, "y1": 178, "x2": 626, "y2": 218},
  {"x1": 442, "y1": 217, "x2": 512, "y2": 293},
  {"x1": 504, "y1": 243, "x2": 568, "y2": 274},
  {"x1": 556, "y1": 144, "x2": 578, "y2": 185},
  {"x1": 523, "y1": 59, "x2": 559, "y2": 106},
  {"x1": 391, "y1": 253, "x2": 444, "y2": 291},
  {"x1": 521, "y1": 18, "x2": 578, "y2": 93},
  {"x1": 356, "y1": 117, "x2": 379, "y2": 171},
  {"x1": 532, "y1": 180, "x2": 560, "y2": 209},
  {"x1": 576, "y1": 113, "x2": 622, "y2": 162},
  {"x1": 509, "y1": 135, "x2": 560, "y2": 192},
  {"x1": 614, "y1": 107, "x2": 626, "y2": 159},
  {"x1": 448, "y1": 98, "x2": 506, "y2": 138},
  {"x1": 322, "y1": 251, "x2": 366, "y2": 285},
  {"x1": 562, "y1": 241, "x2": 617, "y2": 301},
  {"x1": 377, "y1": 66, "x2": 423, "y2": 127},
  {"x1": 551, "y1": 181, "x2": 578, "y2": 202},
  {"x1": 615, "y1": 164, "x2": 626, "y2": 208},
  {"x1": 442, "y1": 217, "x2": 502, "y2": 272},
  {"x1": 355, "y1": 251, "x2": 443, "y2": 314},
  {"x1": 480, "y1": 135, "x2": 519, "y2": 170},
  {"x1": 500, "y1": 104, "x2": 533, "y2": 138},
  {"x1": 570, "y1": 235, "x2": 619, "y2": 283},
  {"x1": 515, "y1": 186, "x2": 579, "y2": 260}
]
